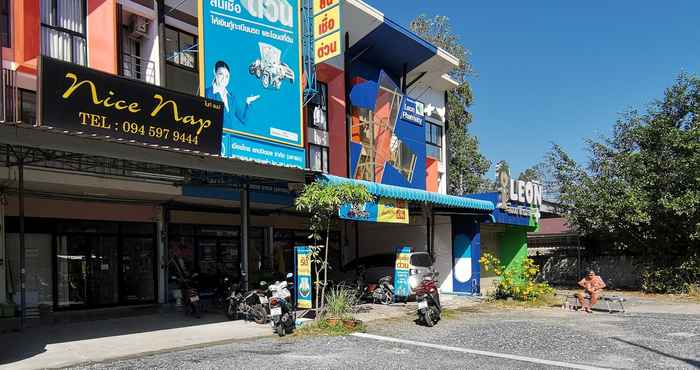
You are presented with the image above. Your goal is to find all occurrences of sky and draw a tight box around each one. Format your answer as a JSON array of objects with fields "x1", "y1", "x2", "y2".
[{"x1": 376, "y1": 1, "x2": 700, "y2": 177}]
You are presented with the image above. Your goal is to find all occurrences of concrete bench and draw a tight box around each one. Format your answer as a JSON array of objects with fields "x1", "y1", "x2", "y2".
[{"x1": 563, "y1": 293, "x2": 626, "y2": 313}]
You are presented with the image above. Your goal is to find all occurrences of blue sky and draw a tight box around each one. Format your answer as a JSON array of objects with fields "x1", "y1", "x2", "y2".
[{"x1": 377, "y1": 1, "x2": 700, "y2": 177}]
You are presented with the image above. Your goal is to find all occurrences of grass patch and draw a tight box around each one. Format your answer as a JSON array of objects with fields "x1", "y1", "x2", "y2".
[
  {"x1": 686, "y1": 284, "x2": 700, "y2": 303},
  {"x1": 293, "y1": 319, "x2": 366, "y2": 338},
  {"x1": 484, "y1": 294, "x2": 561, "y2": 309}
]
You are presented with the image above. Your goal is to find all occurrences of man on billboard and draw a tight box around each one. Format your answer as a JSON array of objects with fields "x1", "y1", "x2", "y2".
[{"x1": 205, "y1": 61, "x2": 260, "y2": 129}]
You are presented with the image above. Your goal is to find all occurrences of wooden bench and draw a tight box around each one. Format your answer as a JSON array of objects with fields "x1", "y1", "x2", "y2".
[{"x1": 563, "y1": 293, "x2": 626, "y2": 313}]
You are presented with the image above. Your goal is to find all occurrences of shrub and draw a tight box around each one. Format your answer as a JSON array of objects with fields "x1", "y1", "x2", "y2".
[
  {"x1": 323, "y1": 286, "x2": 358, "y2": 320},
  {"x1": 641, "y1": 255, "x2": 700, "y2": 294},
  {"x1": 479, "y1": 253, "x2": 555, "y2": 301}
]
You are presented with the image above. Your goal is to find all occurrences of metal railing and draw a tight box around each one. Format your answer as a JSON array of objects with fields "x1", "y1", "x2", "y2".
[
  {"x1": 1, "y1": 68, "x2": 19, "y2": 123},
  {"x1": 121, "y1": 53, "x2": 156, "y2": 84}
]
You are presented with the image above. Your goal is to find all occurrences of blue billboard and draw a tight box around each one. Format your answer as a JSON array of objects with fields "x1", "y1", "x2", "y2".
[{"x1": 198, "y1": 0, "x2": 305, "y2": 168}]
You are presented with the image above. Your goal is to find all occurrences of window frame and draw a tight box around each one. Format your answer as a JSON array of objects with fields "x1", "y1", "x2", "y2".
[
  {"x1": 426, "y1": 121, "x2": 443, "y2": 148},
  {"x1": 307, "y1": 81, "x2": 328, "y2": 131},
  {"x1": 18, "y1": 88, "x2": 36, "y2": 125},
  {"x1": 164, "y1": 25, "x2": 198, "y2": 71},
  {"x1": 1, "y1": 0, "x2": 10, "y2": 48},
  {"x1": 40, "y1": 0, "x2": 88, "y2": 65},
  {"x1": 308, "y1": 143, "x2": 329, "y2": 173}
]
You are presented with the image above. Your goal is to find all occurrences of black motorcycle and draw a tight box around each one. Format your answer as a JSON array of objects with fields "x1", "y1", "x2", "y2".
[
  {"x1": 173, "y1": 273, "x2": 202, "y2": 318},
  {"x1": 372, "y1": 276, "x2": 394, "y2": 305},
  {"x1": 226, "y1": 281, "x2": 268, "y2": 324}
]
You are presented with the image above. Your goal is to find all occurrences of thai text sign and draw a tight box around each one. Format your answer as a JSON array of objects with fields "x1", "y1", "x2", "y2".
[
  {"x1": 313, "y1": 0, "x2": 341, "y2": 64},
  {"x1": 198, "y1": 0, "x2": 305, "y2": 167},
  {"x1": 295, "y1": 246, "x2": 313, "y2": 309},
  {"x1": 394, "y1": 246, "x2": 412, "y2": 300},
  {"x1": 338, "y1": 198, "x2": 409, "y2": 224},
  {"x1": 40, "y1": 56, "x2": 223, "y2": 154}
]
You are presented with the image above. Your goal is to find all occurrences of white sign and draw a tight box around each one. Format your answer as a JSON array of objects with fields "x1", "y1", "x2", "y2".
[{"x1": 495, "y1": 161, "x2": 543, "y2": 221}]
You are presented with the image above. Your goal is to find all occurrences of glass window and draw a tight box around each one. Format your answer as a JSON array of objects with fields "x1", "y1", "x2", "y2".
[
  {"x1": 19, "y1": 89, "x2": 36, "y2": 125},
  {"x1": 307, "y1": 82, "x2": 328, "y2": 131},
  {"x1": 1, "y1": 0, "x2": 10, "y2": 47},
  {"x1": 165, "y1": 26, "x2": 197, "y2": 69},
  {"x1": 426, "y1": 121, "x2": 443, "y2": 147},
  {"x1": 41, "y1": 0, "x2": 87, "y2": 65},
  {"x1": 309, "y1": 144, "x2": 329, "y2": 173}
]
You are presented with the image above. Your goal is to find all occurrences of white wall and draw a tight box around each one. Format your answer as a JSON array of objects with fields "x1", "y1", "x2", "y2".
[
  {"x1": 407, "y1": 85, "x2": 448, "y2": 195},
  {"x1": 433, "y1": 215, "x2": 453, "y2": 293}
]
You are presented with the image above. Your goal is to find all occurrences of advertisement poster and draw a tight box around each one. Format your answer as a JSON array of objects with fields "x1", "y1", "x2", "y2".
[
  {"x1": 394, "y1": 246, "x2": 412, "y2": 300},
  {"x1": 40, "y1": 56, "x2": 224, "y2": 154},
  {"x1": 198, "y1": 0, "x2": 305, "y2": 167},
  {"x1": 295, "y1": 246, "x2": 313, "y2": 309},
  {"x1": 338, "y1": 198, "x2": 409, "y2": 224}
]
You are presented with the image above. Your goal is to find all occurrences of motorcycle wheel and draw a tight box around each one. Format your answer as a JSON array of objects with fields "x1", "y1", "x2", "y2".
[
  {"x1": 432, "y1": 306, "x2": 441, "y2": 323},
  {"x1": 226, "y1": 302, "x2": 237, "y2": 320},
  {"x1": 423, "y1": 308, "x2": 435, "y2": 327},
  {"x1": 262, "y1": 73, "x2": 271, "y2": 88},
  {"x1": 252, "y1": 304, "x2": 267, "y2": 324},
  {"x1": 382, "y1": 292, "x2": 393, "y2": 305},
  {"x1": 277, "y1": 323, "x2": 286, "y2": 337}
]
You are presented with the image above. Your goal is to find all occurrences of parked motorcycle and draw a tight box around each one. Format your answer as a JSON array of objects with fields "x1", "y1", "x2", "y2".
[
  {"x1": 372, "y1": 276, "x2": 394, "y2": 305},
  {"x1": 174, "y1": 273, "x2": 202, "y2": 318},
  {"x1": 415, "y1": 274, "x2": 441, "y2": 327},
  {"x1": 268, "y1": 273, "x2": 295, "y2": 337},
  {"x1": 226, "y1": 281, "x2": 268, "y2": 324}
]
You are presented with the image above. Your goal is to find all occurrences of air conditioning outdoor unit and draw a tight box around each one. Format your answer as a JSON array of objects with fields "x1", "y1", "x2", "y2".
[{"x1": 128, "y1": 15, "x2": 149, "y2": 38}]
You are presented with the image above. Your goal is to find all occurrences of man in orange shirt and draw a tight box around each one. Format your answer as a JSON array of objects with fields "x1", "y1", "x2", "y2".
[{"x1": 576, "y1": 270, "x2": 606, "y2": 313}]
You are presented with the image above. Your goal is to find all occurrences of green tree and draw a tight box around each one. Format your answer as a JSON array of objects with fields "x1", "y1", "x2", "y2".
[
  {"x1": 545, "y1": 74, "x2": 700, "y2": 260},
  {"x1": 410, "y1": 15, "x2": 491, "y2": 195},
  {"x1": 294, "y1": 182, "x2": 373, "y2": 310}
]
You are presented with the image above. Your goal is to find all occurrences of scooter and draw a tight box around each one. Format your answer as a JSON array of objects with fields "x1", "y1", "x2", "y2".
[
  {"x1": 372, "y1": 276, "x2": 394, "y2": 305},
  {"x1": 174, "y1": 273, "x2": 202, "y2": 318},
  {"x1": 226, "y1": 280, "x2": 268, "y2": 324},
  {"x1": 268, "y1": 273, "x2": 295, "y2": 337},
  {"x1": 416, "y1": 274, "x2": 441, "y2": 327}
]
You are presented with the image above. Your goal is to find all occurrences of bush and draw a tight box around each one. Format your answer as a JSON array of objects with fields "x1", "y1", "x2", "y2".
[
  {"x1": 323, "y1": 286, "x2": 358, "y2": 320},
  {"x1": 480, "y1": 253, "x2": 555, "y2": 301},
  {"x1": 641, "y1": 255, "x2": 700, "y2": 294}
]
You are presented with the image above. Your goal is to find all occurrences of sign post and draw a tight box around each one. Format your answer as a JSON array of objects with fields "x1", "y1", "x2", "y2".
[
  {"x1": 295, "y1": 246, "x2": 313, "y2": 309},
  {"x1": 394, "y1": 246, "x2": 411, "y2": 302}
]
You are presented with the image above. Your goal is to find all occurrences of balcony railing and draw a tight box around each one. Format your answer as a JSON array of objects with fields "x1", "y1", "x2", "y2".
[
  {"x1": 1, "y1": 68, "x2": 19, "y2": 123},
  {"x1": 121, "y1": 53, "x2": 156, "y2": 84}
]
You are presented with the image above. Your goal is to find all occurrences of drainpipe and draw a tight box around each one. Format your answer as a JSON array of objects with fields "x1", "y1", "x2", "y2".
[
  {"x1": 344, "y1": 31, "x2": 351, "y2": 178},
  {"x1": 0, "y1": 189, "x2": 6, "y2": 304},
  {"x1": 240, "y1": 184, "x2": 249, "y2": 291},
  {"x1": 17, "y1": 148, "x2": 25, "y2": 329},
  {"x1": 156, "y1": 0, "x2": 166, "y2": 87}
]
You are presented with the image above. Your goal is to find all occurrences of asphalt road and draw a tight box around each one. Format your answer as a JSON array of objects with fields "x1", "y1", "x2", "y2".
[{"x1": 71, "y1": 306, "x2": 700, "y2": 370}]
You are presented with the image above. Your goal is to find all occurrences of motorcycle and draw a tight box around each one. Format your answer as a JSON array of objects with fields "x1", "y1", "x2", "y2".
[
  {"x1": 372, "y1": 276, "x2": 394, "y2": 305},
  {"x1": 174, "y1": 273, "x2": 202, "y2": 318},
  {"x1": 416, "y1": 274, "x2": 441, "y2": 327},
  {"x1": 226, "y1": 280, "x2": 268, "y2": 324},
  {"x1": 268, "y1": 273, "x2": 295, "y2": 337}
]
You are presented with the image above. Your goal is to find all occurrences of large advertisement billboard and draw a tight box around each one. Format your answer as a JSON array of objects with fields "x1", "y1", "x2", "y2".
[
  {"x1": 40, "y1": 56, "x2": 224, "y2": 154},
  {"x1": 198, "y1": 0, "x2": 305, "y2": 168}
]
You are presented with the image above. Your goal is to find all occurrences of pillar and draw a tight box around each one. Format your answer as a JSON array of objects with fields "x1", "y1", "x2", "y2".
[
  {"x1": 451, "y1": 215, "x2": 481, "y2": 295},
  {"x1": 156, "y1": 205, "x2": 166, "y2": 304},
  {"x1": 0, "y1": 192, "x2": 6, "y2": 304},
  {"x1": 240, "y1": 187, "x2": 249, "y2": 290}
]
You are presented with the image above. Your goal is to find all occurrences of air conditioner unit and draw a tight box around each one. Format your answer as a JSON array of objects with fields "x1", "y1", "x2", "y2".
[{"x1": 128, "y1": 15, "x2": 149, "y2": 38}]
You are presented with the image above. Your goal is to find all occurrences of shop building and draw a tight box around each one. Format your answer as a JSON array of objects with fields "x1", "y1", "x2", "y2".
[{"x1": 0, "y1": 0, "x2": 494, "y2": 325}]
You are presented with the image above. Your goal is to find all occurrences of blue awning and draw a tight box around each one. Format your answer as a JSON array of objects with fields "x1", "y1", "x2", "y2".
[{"x1": 319, "y1": 175, "x2": 494, "y2": 211}]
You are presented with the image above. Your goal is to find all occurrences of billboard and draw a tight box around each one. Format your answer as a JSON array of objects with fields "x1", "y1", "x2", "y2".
[
  {"x1": 40, "y1": 56, "x2": 224, "y2": 154},
  {"x1": 338, "y1": 198, "x2": 409, "y2": 224},
  {"x1": 198, "y1": 0, "x2": 305, "y2": 168}
]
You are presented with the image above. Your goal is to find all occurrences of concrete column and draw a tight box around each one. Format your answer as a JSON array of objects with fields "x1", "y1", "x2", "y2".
[
  {"x1": 0, "y1": 192, "x2": 6, "y2": 304},
  {"x1": 240, "y1": 187, "x2": 249, "y2": 291}
]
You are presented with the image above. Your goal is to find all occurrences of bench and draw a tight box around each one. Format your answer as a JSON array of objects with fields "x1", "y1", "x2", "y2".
[{"x1": 563, "y1": 293, "x2": 626, "y2": 313}]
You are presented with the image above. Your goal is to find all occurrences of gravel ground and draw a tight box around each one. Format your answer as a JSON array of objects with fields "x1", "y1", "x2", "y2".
[{"x1": 72, "y1": 306, "x2": 700, "y2": 370}]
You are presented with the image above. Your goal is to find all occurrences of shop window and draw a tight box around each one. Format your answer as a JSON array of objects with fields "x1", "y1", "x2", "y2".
[
  {"x1": 309, "y1": 143, "x2": 329, "y2": 173},
  {"x1": 41, "y1": 0, "x2": 87, "y2": 65},
  {"x1": 164, "y1": 27, "x2": 198, "y2": 95},
  {"x1": 6, "y1": 234, "x2": 54, "y2": 309},
  {"x1": 1, "y1": 0, "x2": 9, "y2": 47},
  {"x1": 19, "y1": 89, "x2": 36, "y2": 125},
  {"x1": 426, "y1": 121, "x2": 443, "y2": 160},
  {"x1": 307, "y1": 82, "x2": 328, "y2": 131}
]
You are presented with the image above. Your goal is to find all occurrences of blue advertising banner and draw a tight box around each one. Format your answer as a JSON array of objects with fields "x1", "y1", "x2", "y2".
[
  {"x1": 198, "y1": 0, "x2": 305, "y2": 168},
  {"x1": 295, "y1": 246, "x2": 313, "y2": 309},
  {"x1": 394, "y1": 246, "x2": 412, "y2": 301},
  {"x1": 338, "y1": 198, "x2": 409, "y2": 224}
]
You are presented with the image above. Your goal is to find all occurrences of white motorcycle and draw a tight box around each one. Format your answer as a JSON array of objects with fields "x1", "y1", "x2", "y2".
[{"x1": 268, "y1": 273, "x2": 295, "y2": 337}]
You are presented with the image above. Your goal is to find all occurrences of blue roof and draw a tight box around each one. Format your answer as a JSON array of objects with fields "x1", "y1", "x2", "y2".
[{"x1": 320, "y1": 175, "x2": 494, "y2": 211}]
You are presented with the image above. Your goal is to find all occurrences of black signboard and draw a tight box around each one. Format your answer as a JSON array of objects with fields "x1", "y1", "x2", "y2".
[{"x1": 39, "y1": 56, "x2": 223, "y2": 154}]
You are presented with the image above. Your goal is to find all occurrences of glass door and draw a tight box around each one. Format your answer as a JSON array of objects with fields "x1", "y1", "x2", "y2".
[
  {"x1": 121, "y1": 236, "x2": 155, "y2": 303},
  {"x1": 56, "y1": 235, "x2": 88, "y2": 308}
]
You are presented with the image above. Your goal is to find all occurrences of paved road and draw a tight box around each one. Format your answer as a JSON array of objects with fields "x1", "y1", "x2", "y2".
[{"x1": 72, "y1": 307, "x2": 700, "y2": 370}]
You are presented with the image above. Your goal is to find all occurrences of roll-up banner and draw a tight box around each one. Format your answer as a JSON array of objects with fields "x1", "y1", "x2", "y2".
[
  {"x1": 198, "y1": 0, "x2": 306, "y2": 167},
  {"x1": 39, "y1": 56, "x2": 224, "y2": 154},
  {"x1": 295, "y1": 246, "x2": 313, "y2": 309}
]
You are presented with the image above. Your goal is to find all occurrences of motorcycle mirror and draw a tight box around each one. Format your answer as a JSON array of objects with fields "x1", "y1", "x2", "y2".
[
  {"x1": 286, "y1": 273, "x2": 293, "y2": 279},
  {"x1": 259, "y1": 281, "x2": 268, "y2": 287},
  {"x1": 224, "y1": 277, "x2": 229, "y2": 282}
]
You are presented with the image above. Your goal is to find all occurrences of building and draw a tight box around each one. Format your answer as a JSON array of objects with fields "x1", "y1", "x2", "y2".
[{"x1": 0, "y1": 0, "x2": 495, "y2": 324}]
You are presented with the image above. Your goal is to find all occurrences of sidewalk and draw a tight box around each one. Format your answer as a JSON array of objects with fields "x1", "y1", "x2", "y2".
[{"x1": 0, "y1": 295, "x2": 480, "y2": 370}]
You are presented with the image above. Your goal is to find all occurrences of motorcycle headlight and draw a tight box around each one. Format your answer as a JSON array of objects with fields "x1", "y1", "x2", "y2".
[{"x1": 409, "y1": 276, "x2": 419, "y2": 290}]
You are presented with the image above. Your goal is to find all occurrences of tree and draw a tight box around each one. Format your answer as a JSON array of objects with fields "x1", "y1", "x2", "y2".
[
  {"x1": 545, "y1": 74, "x2": 700, "y2": 260},
  {"x1": 294, "y1": 182, "x2": 373, "y2": 310},
  {"x1": 410, "y1": 15, "x2": 491, "y2": 195}
]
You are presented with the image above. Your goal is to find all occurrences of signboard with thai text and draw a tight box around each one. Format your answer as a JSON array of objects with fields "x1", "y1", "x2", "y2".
[
  {"x1": 394, "y1": 246, "x2": 412, "y2": 301},
  {"x1": 313, "y1": 0, "x2": 342, "y2": 64},
  {"x1": 295, "y1": 246, "x2": 313, "y2": 309},
  {"x1": 339, "y1": 198, "x2": 409, "y2": 224}
]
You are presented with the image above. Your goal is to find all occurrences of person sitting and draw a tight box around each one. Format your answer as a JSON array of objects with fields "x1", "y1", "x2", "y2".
[{"x1": 576, "y1": 270, "x2": 606, "y2": 313}]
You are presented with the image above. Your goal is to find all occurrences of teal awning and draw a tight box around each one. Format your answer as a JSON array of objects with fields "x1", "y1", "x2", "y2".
[{"x1": 319, "y1": 175, "x2": 494, "y2": 211}]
